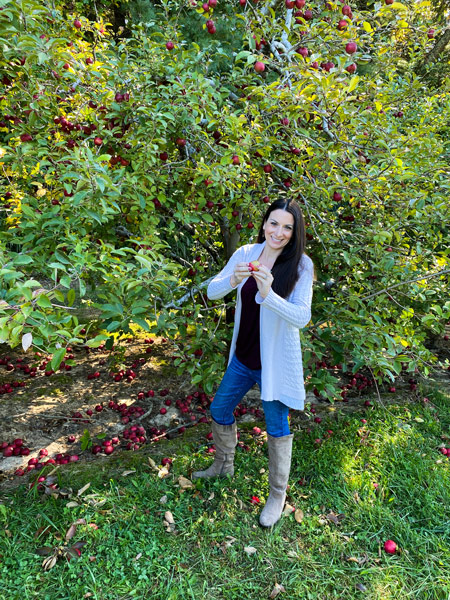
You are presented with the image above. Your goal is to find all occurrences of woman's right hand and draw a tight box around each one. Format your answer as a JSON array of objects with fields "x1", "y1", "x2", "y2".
[{"x1": 230, "y1": 262, "x2": 252, "y2": 288}]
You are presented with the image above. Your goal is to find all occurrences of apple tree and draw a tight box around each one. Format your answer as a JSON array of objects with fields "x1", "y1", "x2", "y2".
[{"x1": 0, "y1": 0, "x2": 449, "y2": 396}]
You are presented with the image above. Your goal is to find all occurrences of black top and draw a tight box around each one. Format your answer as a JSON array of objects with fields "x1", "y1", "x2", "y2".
[{"x1": 235, "y1": 277, "x2": 261, "y2": 370}]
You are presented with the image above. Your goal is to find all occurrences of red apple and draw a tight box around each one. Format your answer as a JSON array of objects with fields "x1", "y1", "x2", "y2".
[
  {"x1": 94, "y1": 137, "x2": 103, "y2": 146},
  {"x1": 345, "y1": 63, "x2": 357, "y2": 73},
  {"x1": 384, "y1": 540, "x2": 397, "y2": 554},
  {"x1": 427, "y1": 29, "x2": 435, "y2": 39},
  {"x1": 342, "y1": 4, "x2": 352, "y2": 16},
  {"x1": 232, "y1": 155, "x2": 240, "y2": 165},
  {"x1": 345, "y1": 41, "x2": 357, "y2": 54},
  {"x1": 254, "y1": 61, "x2": 265, "y2": 73},
  {"x1": 337, "y1": 19, "x2": 348, "y2": 30},
  {"x1": 73, "y1": 19, "x2": 82, "y2": 29},
  {"x1": 166, "y1": 41, "x2": 174, "y2": 50}
]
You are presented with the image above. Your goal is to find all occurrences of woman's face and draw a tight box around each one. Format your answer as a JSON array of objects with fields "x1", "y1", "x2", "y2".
[{"x1": 263, "y1": 209, "x2": 294, "y2": 251}]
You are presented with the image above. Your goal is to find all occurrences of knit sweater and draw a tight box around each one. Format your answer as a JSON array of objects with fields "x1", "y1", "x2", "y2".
[{"x1": 207, "y1": 241, "x2": 314, "y2": 410}]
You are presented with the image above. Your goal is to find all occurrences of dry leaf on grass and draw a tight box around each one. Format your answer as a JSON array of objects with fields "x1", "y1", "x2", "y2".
[
  {"x1": 269, "y1": 583, "x2": 286, "y2": 598},
  {"x1": 177, "y1": 476, "x2": 193, "y2": 489},
  {"x1": 326, "y1": 511, "x2": 346, "y2": 525},
  {"x1": 148, "y1": 457, "x2": 158, "y2": 470},
  {"x1": 158, "y1": 466, "x2": 171, "y2": 479},
  {"x1": 77, "y1": 483, "x2": 91, "y2": 496},
  {"x1": 160, "y1": 495, "x2": 168, "y2": 504},
  {"x1": 294, "y1": 508, "x2": 304, "y2": 523},
  {"x1": 283, "y1": 503, "x2": 295, "y2": 516},
  {"x1": 121, "y1": 470, "x2": 136, "y2": 477},
  {"x1": 244, "y1": 546, "x2": 257, "y2": 555},
  {"x1": 163, "y1": 510, "x2": 176, "y2": 533},
  {"x1": 220, "y1": 536, "x2": 237, "y2": 554}
]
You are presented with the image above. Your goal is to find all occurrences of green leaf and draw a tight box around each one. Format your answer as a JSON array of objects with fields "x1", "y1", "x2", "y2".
[
  {"x1": 36, "y1": 295, "x2": 52, "y2": 308},
  {"x1": 67, "y1": 289, "x2": 76, "y2": 307},
  {"x1": 51, "y1": 348, "x2": 66, "y2": 371}
]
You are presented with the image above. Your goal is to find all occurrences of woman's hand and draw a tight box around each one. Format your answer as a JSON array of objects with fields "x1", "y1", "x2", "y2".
[
  {"x1": 230, "y1": 262, "x2": 252, "y2": 288},
  {"x1": 251, "y1": 264, "x2": 273, "y2": 298}
]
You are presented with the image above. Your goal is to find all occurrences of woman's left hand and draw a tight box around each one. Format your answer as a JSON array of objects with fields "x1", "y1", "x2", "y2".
[{"x1": 251, "y1": 264, "x2": 273, "y2": 299}]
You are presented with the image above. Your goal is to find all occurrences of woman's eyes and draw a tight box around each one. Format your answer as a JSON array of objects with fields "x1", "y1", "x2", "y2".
[{"x1": 270, "y1": 221, "x2": 292, "y2": 230}]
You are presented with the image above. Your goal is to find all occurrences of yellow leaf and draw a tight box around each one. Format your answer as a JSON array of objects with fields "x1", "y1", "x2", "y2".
[
  {"x1": 363, "y1": 21, "x2": 373, "y2": 32},
  {"x1": 346, "y1": 75, "x2": 360, "y2": 94},
  {"x1": 375, "y1": 101, "x2": 382, "y2": 112},
  {"x1": 36, "y1": 188, "x2": 47, "y2": 198}
]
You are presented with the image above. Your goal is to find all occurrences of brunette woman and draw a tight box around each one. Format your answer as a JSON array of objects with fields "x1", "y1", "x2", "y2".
[{"x1": 192, "y1": 198, "x2": 314, "y2": 528}]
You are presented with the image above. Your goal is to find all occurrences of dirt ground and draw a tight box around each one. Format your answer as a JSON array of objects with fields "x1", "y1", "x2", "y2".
[{"x1": 0, "y1": 331, "x2": 449, "y2": 489}]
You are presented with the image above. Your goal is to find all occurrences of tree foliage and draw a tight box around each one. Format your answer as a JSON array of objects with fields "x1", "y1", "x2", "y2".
[{"x1": 0, "y1": 0, "x2": 449, "y2": 396}]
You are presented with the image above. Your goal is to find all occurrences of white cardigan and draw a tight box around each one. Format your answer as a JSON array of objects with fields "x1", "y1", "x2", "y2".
[{"x1": 207, "y1": 242, "x2": 314, "y2": 410}]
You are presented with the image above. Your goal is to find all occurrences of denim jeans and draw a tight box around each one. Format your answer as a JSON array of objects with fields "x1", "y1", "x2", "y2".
[{"x1": 210, "y1": 354, "x2": 290, "y2": 437}]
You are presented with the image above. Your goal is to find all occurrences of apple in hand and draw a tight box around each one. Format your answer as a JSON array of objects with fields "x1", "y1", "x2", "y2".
[{"x1": 248, "y1": 260, "x2": 260, "y2": 272}]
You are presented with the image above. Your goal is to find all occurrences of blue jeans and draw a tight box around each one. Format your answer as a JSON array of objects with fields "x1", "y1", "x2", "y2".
[{"x1": 210, "y1": 354, "x2": 290, "y2": 438}]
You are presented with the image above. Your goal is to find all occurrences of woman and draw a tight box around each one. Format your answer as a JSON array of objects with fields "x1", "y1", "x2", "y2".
[{"x1": 192, "y1": 198, "x2": 314, "y2": 528}]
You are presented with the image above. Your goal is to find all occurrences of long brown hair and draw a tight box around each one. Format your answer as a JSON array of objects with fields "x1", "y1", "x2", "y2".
[{"x1": 257, "y1": 198, "x2": 306, "y2": 298}]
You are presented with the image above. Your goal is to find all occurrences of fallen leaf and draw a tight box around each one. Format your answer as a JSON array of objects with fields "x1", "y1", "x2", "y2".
[
  {"x1": 34, "y1": 526, "x2": 52, "y2": 539},
  {"x1": 36, "y1": 547, "x2": 53, "y2": 556},
  {"x1": 269, "y1": 583, "x2": 286, "y2": 598},
  {"x1": 222, "y1": 536, "x2": 237, "y2": 548},
  {"x1": 134, "y1": 553, "x2": 142, "y2": 561},
  {"x1": 356, "y1": 583, "x2": 367, "y2": 592},
  {"x1": 283, "y1": 503, "x2": 295, "y2": 516},
  {"x1": 158, "y1": 466, "x2": 170, "y2": 479},
  {"x1": 244, "y1": 546, "x2": 257, "y2": 555},
  {"x1": 66, "y1": 501, "x2": 79, "y2": 508},
  {"x1": 77, "y1": 483, "x2": 91, "y2": 496},
  {"x1": 121, "y1": 470, "x2": 136, "y2": 477},
  {"x1": 178, "y1": 475, "x2": 193, "y2": 489},
  {"x1": 208, "y1": 492, "x2": 215, "y2": 501},
  {"x1": 43, "y1": 555, "x2": 57, "y2": 571},
  {"x1": 148, "y1": 457, "x2": 158, "y2": 470},
  {"x1": 160, "y1": 495, "x2": 168, "y2": 504},
  {"x1": 294, "y1": 508, "x2": 304, "y2": 523},
  {"x1": 66, "y1": 524, "x2": 77, "y2": 541},
  {"x1": 164, "y1": 511, "x2": 175, "y2": 525},
  {"x1": 326, "y1": 512, "x2": 345, "y2": 525}
]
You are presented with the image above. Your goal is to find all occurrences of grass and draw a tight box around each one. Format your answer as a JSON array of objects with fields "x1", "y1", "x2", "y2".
[{"x1": 0, "y1": 384, "x2": 449, "y2": 600}]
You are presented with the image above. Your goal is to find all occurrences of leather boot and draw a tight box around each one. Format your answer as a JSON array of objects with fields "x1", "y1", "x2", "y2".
[
  {"x1": 192, "y1": 420, "x2": 237, "y2": 479},
  {"x1": 259, "y1": 433, "x2": 294, "y2": 527}
]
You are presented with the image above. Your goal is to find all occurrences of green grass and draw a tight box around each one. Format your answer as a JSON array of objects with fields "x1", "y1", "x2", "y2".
[{"x1": 0, "y1": 385, "x2": 449, "y2": 600}]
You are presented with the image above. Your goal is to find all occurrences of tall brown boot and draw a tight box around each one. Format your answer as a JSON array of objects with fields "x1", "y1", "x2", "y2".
[
  {"x1": 259, "y1": 433, "x2": 293, "y2": 527},
  {"x1": 192, "y1": 420, "x2": 237, "y2": 479}
]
